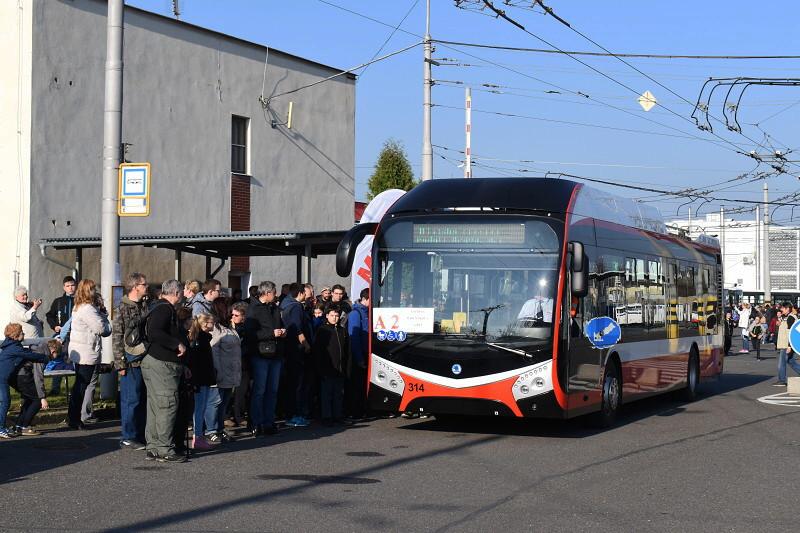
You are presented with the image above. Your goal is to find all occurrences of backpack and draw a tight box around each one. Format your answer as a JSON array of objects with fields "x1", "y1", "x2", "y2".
[{"x1": 123, "y1": 300, "x2": 168, "y2": 360}]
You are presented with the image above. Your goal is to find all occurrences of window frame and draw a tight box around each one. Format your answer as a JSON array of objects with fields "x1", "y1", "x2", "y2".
[{"x1": 231, "y1": 115, "x2": 250, "y2": 175}]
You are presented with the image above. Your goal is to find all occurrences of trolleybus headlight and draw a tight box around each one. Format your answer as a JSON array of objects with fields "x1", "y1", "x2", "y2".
[
  {"x1": 520, "y1": 384, "x2": 530, "y2": 395},
  {"x1": 377, "y1": 371, "x2": 386, "y2": 382},
  {"x1": 389, "y1": 379, "x2": 399, "y2": 390},
  {"x1": 534, "y1": 377, "x2": 545, "y2": 388}
]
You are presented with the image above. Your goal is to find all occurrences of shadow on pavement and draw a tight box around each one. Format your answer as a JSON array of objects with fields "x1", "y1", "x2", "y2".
[
  {"x1": 0, "y1": 422, "x2": 121, "y2": 485},
  {"x1": 397, "y1": 371, "x2": 774, "y2": 438}
]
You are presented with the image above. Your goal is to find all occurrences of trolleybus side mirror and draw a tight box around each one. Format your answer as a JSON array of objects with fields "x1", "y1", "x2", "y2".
[
  {"x1": 706, "y1": 314, "x2": 717, "y2": 330},
  {"x1": 568, "y1": 241, "x2": 588, "y2": 298},
  {"x1": 336, "y1": 223, "x2": 378, "y2": 277}
]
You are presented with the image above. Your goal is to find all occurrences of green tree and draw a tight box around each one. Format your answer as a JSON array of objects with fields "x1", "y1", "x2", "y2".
[{"x1": 367, "y1": 139, "x2": 417, "y2": 200}]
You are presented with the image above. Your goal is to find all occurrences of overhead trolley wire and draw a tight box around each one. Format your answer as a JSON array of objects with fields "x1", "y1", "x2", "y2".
[
  {"x1": 431, "y1": 39, "x2": 800, "y2": 60},
  {"x1": 475, "y1": 0, "x2": 784, "y2": 162},
  {"x1": 315, "y1": 0, "x2": 753, "y2": 156}
]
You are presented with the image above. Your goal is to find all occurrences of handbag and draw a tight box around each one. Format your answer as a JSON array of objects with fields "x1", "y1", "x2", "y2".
[{"x1": 257, "y1": 339, "x2": 278, "y2": 357}]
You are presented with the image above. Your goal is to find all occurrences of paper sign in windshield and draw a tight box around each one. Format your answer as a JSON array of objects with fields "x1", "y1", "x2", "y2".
[{"x1": 373, "y1": 307, "x2": 434, "y2": 334}]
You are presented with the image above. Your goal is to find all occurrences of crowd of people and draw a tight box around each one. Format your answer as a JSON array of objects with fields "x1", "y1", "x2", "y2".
[
  {"x1": 4, "y1": 273, "x2": 800, "y2": 456},
  {"x1": 0, "y1": 275, "x2": 372, "y2": 462},
  {"x1": 724, "y1": 300, "x2": 800, "y2": 385}
]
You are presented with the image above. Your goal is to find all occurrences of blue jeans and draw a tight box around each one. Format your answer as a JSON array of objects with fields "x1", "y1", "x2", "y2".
[
  {"x1": 203, "y1": 387, "x2": 231, "y2": 435},
  {"x1": 120, "y1": 366, "x2": 147, "y2": 442},
  {"x1": 320, "y1": 376, "x2": 345, "y2": 420},
  {"x1": 250, "y1": 356, "x2": 283, "y2": 427},
  {"x1": 0, "y1": 381, "x2": 10, "y2": 431},
  {"x1": 741, "y1": 329, "x2": 751, "y2": 351},
  {"x1": 193, "y1": 386, "x2": 213, "y2": 437},
  {"x1": 778, "y1": 349, "x2": 800, "y2": 383}
]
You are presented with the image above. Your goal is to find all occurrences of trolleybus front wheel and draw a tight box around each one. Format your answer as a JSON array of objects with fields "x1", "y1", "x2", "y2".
[{"x1": 592, "y1": 358, "x2": 622, "y2": 428}]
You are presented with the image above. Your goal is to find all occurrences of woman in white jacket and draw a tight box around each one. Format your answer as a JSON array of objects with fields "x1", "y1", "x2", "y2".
[
  {"x1": 67, "y1": 279, "x2": 111, "y2": 429},
  {"x1": 737, "y1": 303, "x2": 752, "y2": 353}
]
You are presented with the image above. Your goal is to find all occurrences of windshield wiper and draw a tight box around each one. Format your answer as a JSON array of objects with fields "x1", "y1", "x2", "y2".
[{"x1": 486, "y1": 342, "x2": 533, "y2": 359}]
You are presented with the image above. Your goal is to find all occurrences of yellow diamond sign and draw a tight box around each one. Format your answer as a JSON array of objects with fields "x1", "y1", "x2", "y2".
[{"x1": 638, "y1": 90, "x2": 657, "y2": 112}]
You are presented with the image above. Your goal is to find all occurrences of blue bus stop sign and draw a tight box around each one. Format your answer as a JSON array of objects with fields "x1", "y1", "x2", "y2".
[
  {"x1": 789, "y1": 318, "x2": 800, "y2": 354},
  {"x1": 585, "y1": 316, "x2": 622, "y2": 349}
]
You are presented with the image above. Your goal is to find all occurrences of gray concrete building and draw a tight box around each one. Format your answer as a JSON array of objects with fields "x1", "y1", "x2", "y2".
[{"x1": 1, "y1": 0, "x2": 355, "y2": 326}]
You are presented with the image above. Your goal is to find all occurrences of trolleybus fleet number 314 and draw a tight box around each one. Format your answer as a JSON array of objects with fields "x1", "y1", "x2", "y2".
[{"x1": 337, "y1": 178, "x2": 722, "y2": 426}]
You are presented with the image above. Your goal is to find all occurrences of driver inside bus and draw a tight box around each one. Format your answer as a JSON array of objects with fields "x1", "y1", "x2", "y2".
[{"x1": 517, "y1": 273, "x2": 555, "y2": 326}]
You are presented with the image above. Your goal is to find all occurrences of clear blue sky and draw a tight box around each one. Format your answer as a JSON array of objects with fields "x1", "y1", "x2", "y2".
[{"x1": 127, "y1": 0, "x2": 800, "y2": 225}]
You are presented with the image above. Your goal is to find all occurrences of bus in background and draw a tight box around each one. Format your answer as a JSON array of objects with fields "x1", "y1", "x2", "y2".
[{"x1": 337, "y1": 178, "x2": 723, "y2": 426}]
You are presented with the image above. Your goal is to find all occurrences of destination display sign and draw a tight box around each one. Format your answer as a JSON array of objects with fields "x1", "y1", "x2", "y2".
[{"x1": 412, "y1": 223, "x2": 525, "y2": 245}]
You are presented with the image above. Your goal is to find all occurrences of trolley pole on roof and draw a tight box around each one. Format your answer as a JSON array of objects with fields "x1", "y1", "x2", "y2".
[
  {"x1": 422, "y1": 0, "x2": 433, "y2": 181},
  {"x1": 763, "y1": 181, "x2": 771, "y2": 303},
  {"x1": 464, "y1": 87, "x2": 472, "y2": 178},
  {"x1": 100, "y1": 0, "x2": 123, "y2": 366}
]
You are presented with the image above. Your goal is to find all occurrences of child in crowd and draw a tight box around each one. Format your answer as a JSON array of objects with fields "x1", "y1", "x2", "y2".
[
  {"x1": 312, "y1": 305, "x2": 350, "y2": 425},
  {"x1": 187, "y1": 313, "x2": 217, "y2": 451},
  {"x1": 0, "y1": 323, "x2": 48, "y2": 439},
  {"x1": 11, "y1": 339, "x2": 62, "y2": 436}
]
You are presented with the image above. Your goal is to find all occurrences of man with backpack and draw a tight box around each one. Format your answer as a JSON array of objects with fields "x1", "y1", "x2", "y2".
[
  {"x1": 113, "y1": 273, "x2": 149, "y2": 450},
  {"x1": 140, "y1": 279, "x2": 188, "y2": 462}
]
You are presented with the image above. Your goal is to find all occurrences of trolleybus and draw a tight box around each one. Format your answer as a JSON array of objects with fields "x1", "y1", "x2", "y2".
[{"x1": 337, "y1": 178, "x2": 723, "y2": 425}]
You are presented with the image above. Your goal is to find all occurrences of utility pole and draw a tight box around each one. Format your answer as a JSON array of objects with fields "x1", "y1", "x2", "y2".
[
  {"x1": 687, "y1": 206, "x2": 692, "y2": 240},
  {"x1": 464, "y1": 87, "x2": 472, "y2": 179},
  {"x1": 763, "y1": 180, "x2": 771, "y2": 303},
  {"x1": 100, "y1": 0, "x2": 123, "y2": 368},
  {"x1": 719, "y1": 206, "x2": 725, "y2": 270},
  {"x1": 421, "y1": 0, "x2": 433, "y2": 181},
  {"x1": 755, "y1": 205, "x2": 760, "y2": 291}
]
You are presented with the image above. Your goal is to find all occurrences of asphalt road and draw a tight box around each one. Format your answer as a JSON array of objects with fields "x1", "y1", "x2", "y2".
[{"x1": 2, "y1": 341, "x2": 799, "y2": 532}]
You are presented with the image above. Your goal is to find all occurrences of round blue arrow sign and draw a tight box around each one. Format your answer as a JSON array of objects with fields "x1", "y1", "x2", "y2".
[
  {"x1": 585, "y1": 316, "x2": 622, "y2": 349},
  {"x1": 789, "y1": 317, "x2": 800, "y2": 355}
]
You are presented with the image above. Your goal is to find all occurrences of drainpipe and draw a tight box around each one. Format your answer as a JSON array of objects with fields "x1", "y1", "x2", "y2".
[{"x1": 39, "y1": 244, "x2": 78, "y2": 277}]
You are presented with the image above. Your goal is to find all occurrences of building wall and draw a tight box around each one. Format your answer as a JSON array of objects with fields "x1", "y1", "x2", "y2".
[
  {"x1": 668, "y1": 213, "x2": 800, "y2": 298},
  {"x1": 0, "y1": 0, "x2": 33, "y2": 326},
  {"x1": 23, "y1": 0, "x2": 354, "y2": 329}
]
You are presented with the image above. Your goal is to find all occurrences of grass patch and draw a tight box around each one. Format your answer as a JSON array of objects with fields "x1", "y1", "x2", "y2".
[{"x1": 8, "y1": 377, "x2": 115, "y2": 414}]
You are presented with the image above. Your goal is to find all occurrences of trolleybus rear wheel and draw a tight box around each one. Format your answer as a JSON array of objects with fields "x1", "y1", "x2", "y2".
[{"x1": 679, "y1": 348, "x2": 700, "y2": 402}]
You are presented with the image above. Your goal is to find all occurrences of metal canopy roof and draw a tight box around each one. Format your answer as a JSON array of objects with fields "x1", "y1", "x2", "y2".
[{"x1": 39, "y1": 230, "x2": 348, "y2": 259}]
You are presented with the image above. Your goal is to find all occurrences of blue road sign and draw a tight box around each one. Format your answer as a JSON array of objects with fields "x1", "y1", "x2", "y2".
[
  {"x1": 585, "y1": 316, "x2": 622, "y2": 349},
  {"x1": 789, "y1": 317, "x2": 800, "y2": 354}
]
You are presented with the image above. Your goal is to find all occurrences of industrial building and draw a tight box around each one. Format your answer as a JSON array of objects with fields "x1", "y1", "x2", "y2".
[
  {"x1": 668, "y1": 212, "x2": 800, "y2": 304},
  {"x1": 1, "y1": 0, "x2": 355, "y2": 324}
]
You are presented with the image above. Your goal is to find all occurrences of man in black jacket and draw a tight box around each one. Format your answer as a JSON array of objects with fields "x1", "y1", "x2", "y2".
[
  {"x1": 245, "y1": 281, "x2": 286, "y2": 436},
  {"x1": 281, "y1": 283, "x2": 312, "y2": 428},
  {"x1": 44, "y1": 276, "x2": 76, "y2": 395},
  {"x1": 45, "y1": 276, "x2": 76, "y2": 335},
  {"x1": 140, "y1": 279, "x2": 187, "y2": 462}
]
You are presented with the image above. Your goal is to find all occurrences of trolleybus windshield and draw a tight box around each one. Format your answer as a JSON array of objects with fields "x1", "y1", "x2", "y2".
[{"x1": 376, "y1": 217, "x2": 562, "y2": 349}]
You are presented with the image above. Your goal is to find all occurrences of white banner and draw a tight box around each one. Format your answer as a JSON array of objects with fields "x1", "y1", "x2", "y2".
[{"x1": 350, "y1": 189, "x2": 406, "y2": 300}]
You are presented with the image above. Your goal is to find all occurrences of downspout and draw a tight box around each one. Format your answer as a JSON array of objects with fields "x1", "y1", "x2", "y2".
[{"x1": 39, "y1": 244, "x2": 77, "y2": 277}]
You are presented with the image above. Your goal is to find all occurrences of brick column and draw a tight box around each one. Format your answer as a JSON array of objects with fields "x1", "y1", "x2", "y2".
[{"x1": 231, "y1": 174, "x2": 251, "y2": 271}]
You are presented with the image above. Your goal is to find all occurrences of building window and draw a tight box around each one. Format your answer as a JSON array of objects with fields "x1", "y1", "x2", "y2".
[{"x1": 231, "y1": 115, "x2": 249, "y2": 174}]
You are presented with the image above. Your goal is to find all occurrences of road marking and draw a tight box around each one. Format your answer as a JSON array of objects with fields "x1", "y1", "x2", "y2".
[{"x1": 757, "y1": 392, "x2": 800, "y2": 407}]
